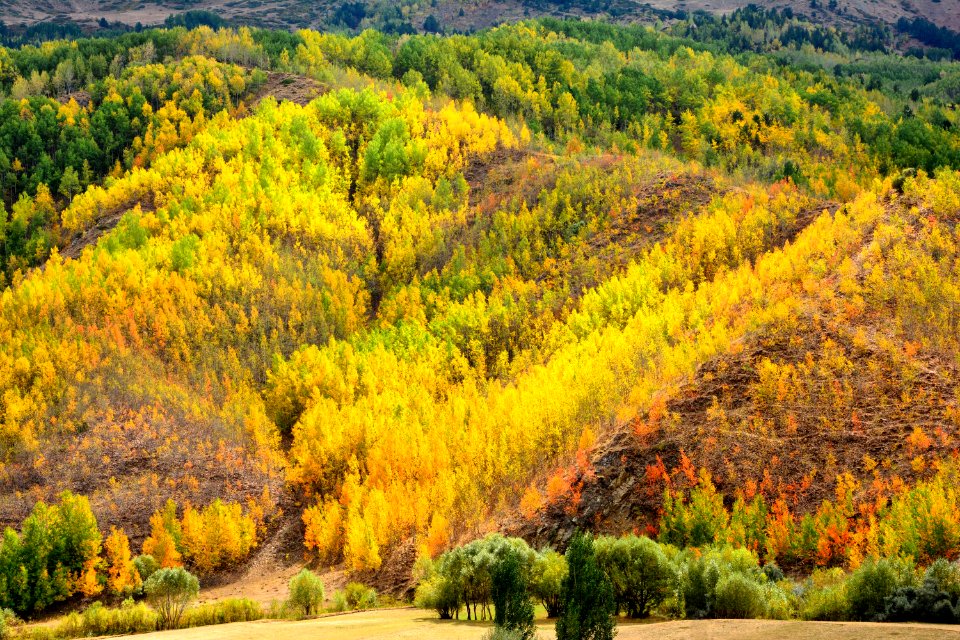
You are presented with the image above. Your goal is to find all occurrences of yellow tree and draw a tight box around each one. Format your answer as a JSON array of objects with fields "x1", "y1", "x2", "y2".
[
  {"x1": 142, "y1": 501, "x2": 183, "y2": 568},
  {"x1": 105, "y1": 527, "x2": 142, "y2": 595}
]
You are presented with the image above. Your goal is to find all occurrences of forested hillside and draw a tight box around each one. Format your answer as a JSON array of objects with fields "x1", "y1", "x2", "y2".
[{"x1": 0, "y1": 11, "x2": 958, "y2": 629}]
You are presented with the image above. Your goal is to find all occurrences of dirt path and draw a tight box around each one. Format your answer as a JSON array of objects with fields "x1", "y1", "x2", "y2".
[
  {"x1": 197, "y1": 511, "x2": 306, "y2": 606},
  {"x1": 110, "y1": 609, "x2": 960, "y2": 640}
]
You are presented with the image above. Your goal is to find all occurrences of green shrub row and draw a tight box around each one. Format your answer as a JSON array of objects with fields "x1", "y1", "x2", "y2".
[
  {"x1": 419, "y1": 532, "x2": 960, "y2": 629},
  {"x1": 9, "y1": 568, "x2": 382, "y2": 640}
]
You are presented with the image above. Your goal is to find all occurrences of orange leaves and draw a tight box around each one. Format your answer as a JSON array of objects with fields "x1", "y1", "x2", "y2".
[
  {"x1": 546, "y1": 469, "x2": 574, "y2": 504},
  {"x1": 542, "y1": 465, "x2": 585, "y2": 517},
  {"x1": 764, "y1": 498, "x2": 797, "y2": 564},
  {"x1": 425, "y1": 514, "x2": 451, "y2": 558},
  {"x1": 520, "y1": 485, "x2": 545, "y2": 520},
  {"x1": 908, "y1": 427, "x2": 933, "y2": 453},
  {"x1": 634, "y1": 395, "x2": 665, "y2": 441},
  {"x1": 679, "y1": 450, "x2": 697, "y2": 486},
  {"x1": 575, "y1": 426, "x2": 596, "y2": 481},
  {"x1": 814, "y1": 508, "x2": 853, "y2": 567},
  {"x1": 644, "y1": 456, "x2": 670, "y2": 489}
]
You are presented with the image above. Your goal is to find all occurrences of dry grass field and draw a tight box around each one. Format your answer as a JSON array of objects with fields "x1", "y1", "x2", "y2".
[{"x1": 107, "y1": 609, "x2": 960, "y2": 640}]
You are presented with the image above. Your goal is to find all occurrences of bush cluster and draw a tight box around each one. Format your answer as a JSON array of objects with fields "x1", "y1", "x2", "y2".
[{"x1": 423, "y1": 532, "x2": 960, "y2": 628}]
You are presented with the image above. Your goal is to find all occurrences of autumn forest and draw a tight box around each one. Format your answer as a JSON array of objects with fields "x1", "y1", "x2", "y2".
[{"x1": 0, "y1": 4, "x2": 959, "y2": 637}]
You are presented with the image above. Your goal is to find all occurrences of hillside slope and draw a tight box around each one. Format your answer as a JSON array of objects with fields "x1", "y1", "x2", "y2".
[
  {"x1": 3, "y1": 0, "x2": 960, "y2": 34},
  {"x1": 518, "y1": 179, "x2": 960, "y2": 569},
  {"x1": 0, "y1": 16, "x2": 959, "y2": 619}
]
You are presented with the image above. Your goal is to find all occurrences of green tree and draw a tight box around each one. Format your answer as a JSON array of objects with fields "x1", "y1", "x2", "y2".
[
  {"x1": 58, "y1": 166, "x2": 80, "y2": 201},
  {"x1": 414, "y1": 554, "x2": 463, "y2": 620},
  {"x1": 491, "y1": 551, "x2": 535, "y2": 639},
  {"x1": 595, "y1": 535, "x2": 674, "y2": 618},
  {"x1": 531, "y1": 549, "x2": 567, "y2": 618},
  {"x1": 53, "y1": 491, "x2": 102, "y2": 594},
  {"x1": 288, "y1": 568, "x2": 325, "y2": 616},
  {"x1": 556, "y1": 532, "x2": 616, "y2": 640},
  {"x1": 133, "y1": 554, "x2": 160, "y2": 582}
]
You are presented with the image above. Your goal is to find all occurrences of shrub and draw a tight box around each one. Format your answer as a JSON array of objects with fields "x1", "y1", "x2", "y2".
[
  {"x1": 759, "y1": 582, "x2": 793, "y2": 620},
  {"x1": 16, "y1": 629, "x2": 57, "y2": 640},
  {"x1": 800, "y1": 585, "x2": 850, "y2": 621},
  {"x1": 762, "y1": 563, "x2": 785, "y2": 583},
  {"x1": 555, "y1": 532, "x2": 616, "y2": 640},
  {"x1": 491, "y1": 550, "x2": 535, "y2": 640},
  {"x1": 263, "y1": 599, "x2": 289, "y2": 619},
  {"x1": 800, "y1": 569, "x2": 851, "y2": 621},
  {"x1": 288, "y1": 569, "x2": 325, "y2": 616},
  {"x1": 134, "y1": 554, "x2": 161, "y2": 583},
  {"x1": 57, "y1": 600, "x2": 158, "y2": 637},
  {"x1": 143, "y1": 567, "x2": 200, "y2": 629},
  {"x1": 713, "y1": 573, "x2": 765, "y2": 619},
  {"x1": 530, "y1": 549, "x2": 567, "y2": 618},
  {"x1": 595, "y1": 535, "x2": 675, "y2": 618},
  {"x1": 482, "y1": 628, "x2": 527, "y2": 640},
  {"x1": 680, "y1": 546, "x2": 763, "y2": 619},
  {"x1": 924, "y1": 558, "x2": 960, "y2": 598},
  {"x1": 345, "y1": 582, "x2": 377, "y2": 610},
  {"x1": 884, "y1": 581, "x2": 960, "y2": 623},
  {"x1": 181, "y1": 598, "x2": 263, "y2": 627},
  {"x1": 0, "y1": 609, "x2": 16, "y2": 640},
  {"x1": 884, "y1": 559, "x2": 960, "y2": 623},
  {"x1": 847, "y1": 558, "x2": 912, "y2": 621},
  {"x1": 331, "y1": 589, "x2": 349, "y2": 612}
]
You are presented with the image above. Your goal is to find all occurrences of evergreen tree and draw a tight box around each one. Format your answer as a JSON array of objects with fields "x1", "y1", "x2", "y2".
[
  {"x1": 492, "y1": 551, "x2": 535, "y2": 639},
  {"x1": 556, "y1": 532, "x2": 616, "y2": 640}
]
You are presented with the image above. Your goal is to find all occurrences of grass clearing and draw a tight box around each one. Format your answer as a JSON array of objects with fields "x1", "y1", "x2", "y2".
[{"x1": 106, "y1": 608, "x2": 960, "y2": 640}]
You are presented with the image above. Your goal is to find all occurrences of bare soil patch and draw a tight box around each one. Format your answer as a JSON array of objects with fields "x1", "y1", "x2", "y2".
[{"x1": 247, "y1": 72, "x2": 326, "y2": 111}]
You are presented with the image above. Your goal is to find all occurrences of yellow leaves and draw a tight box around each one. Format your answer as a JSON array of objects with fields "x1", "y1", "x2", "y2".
[
  {"x1": 862, "y1": 102, "x2": 883, "y2": 119},
  {"x1": 34, "y1": 184, "x2": 56, "y2": 216},
  {"x1": 421, "y1": 101, "x2": 515, "y2": 177},
  {"x1": 303, "y1": 499, "x2": 343, "y2": 565},
  {"x1": 343, "y1": 506, "x2": 381, "y2": 572},
  {"x1": 519, "y1": 123, "x2": 532, "y2": 145},
  {"x1": 76, "y1": 557, "x2": 103, "y2": 598},
  {"x1": 180, "y1": 500, "x2": 258, "y2": 574},
  {"x1": 143, "y1": 499, "x2": 257, "y2": 575},
  {"x1": 105, "y1": 526, "x2": 141, "y2": 595},
  {"x1": 905, "y1": 168, "x2": 960, "y2": 219},
  {"x1": 142, "y1": 505, "x2": 182, "y2": 569}
]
